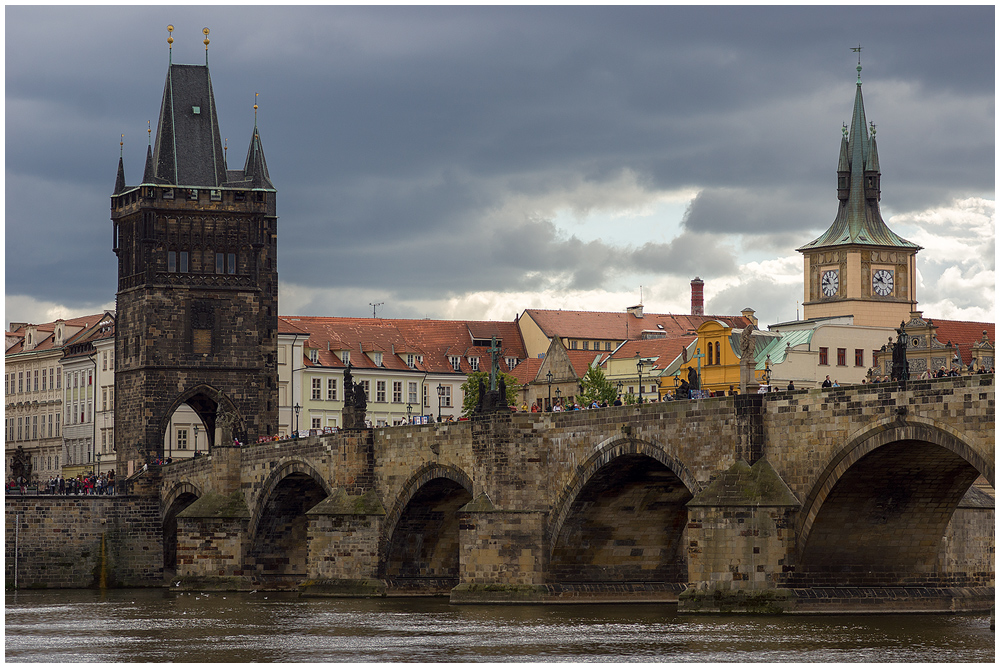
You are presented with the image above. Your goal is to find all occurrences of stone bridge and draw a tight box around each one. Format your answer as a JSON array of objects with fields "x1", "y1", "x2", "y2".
[{"x1": 150, "y1": 375, "x2": 994, "y2": 611}]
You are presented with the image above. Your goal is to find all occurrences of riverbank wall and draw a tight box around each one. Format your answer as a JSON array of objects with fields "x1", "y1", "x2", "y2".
[{"x1": 5, "y1": 474, "x2": 162, "y2": 589}]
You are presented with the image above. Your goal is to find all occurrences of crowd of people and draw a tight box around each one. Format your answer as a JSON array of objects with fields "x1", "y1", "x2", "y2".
[{"x1": 6, "y1": 470, "x2": 117, "y2": 495}]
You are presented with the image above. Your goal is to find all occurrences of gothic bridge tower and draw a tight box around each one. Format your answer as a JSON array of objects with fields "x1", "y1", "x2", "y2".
[
  {"x1": 798, "y1": 57, "x2": 921, "y2": 327},
  {"x1": 112, "y1": 28, "x2": 278, "y2": 472}
]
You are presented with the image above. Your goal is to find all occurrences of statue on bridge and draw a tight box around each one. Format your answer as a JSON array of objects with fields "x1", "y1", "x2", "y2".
[
  {"x1": 687, "y1": 366, "x2": 700, "y2": 391},
  {"x1": 341, "y1": 364, "x2": 369, "y2": 430},
  {"x1": 891, "y1": 322, "x2": 910, "y2": 382},
  {"x1": 11, "y1": 445, "x2": 32, "y2": 484}
]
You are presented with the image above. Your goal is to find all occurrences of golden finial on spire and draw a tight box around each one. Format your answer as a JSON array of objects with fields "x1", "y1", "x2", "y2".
[
  {"x1": 120, "y1": 133, "x2": 124, "y2": 158},
  {"x1": 254, "y1": 91, "x2": 259, "y2": 124},
  {"x1": 147, "y1": 120, "x2": 152, "y2": 145},
  {"x1": 224, "y1": 138, "x2": 228, "y2": 160},
  {"x1": 167, "y1": 25, "x2": 174, "y2": 64},
  {"x1": 203, "y1": 27, "x2": 210, "y2": 65}
]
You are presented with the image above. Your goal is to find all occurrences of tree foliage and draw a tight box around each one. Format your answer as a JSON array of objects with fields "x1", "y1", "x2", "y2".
[
  {"x1": 579, "y1": 365, "x2": 618, "y2": 405},
  {"x1": 460, "y1": 371, "x2": 521, "y2": 416}
]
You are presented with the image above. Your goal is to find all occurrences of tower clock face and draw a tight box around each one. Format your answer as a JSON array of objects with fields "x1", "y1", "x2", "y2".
[
  {"x1": 821, "y1": 269, "x2": 839, "y2": 297},
  {"x1": 872, "y1": 269, "x2": 894, "y2": 296}
]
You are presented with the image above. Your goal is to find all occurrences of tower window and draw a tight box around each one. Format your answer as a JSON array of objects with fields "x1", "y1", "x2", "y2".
[
  {"x1": 168, "y1": 251, "x2": 177, "y2": 272},
  {"x1": 216, "y1": 253, "x2": 225, "y2": 274},
  {"x1": 210, "y1": 189, "x2": 222, "y2": 201},
  {"x1": 180, "y1": 251, "x2": 189, "y2": 273},
  {"x1": 163, "y1": 188, "x2": 174, "y2": 200},
  {"x1": 227, "y1": 253, "x2": 236, "y2": 275},
  {"x1": 188, "y1": 189, "x2": 199, "y2": 201},
  {"x1": 234, "y1": 191, "x2": 246, "y2": 202},
  {"x1": 254, "y1": 191, "x2": 265, "y2": 203}
]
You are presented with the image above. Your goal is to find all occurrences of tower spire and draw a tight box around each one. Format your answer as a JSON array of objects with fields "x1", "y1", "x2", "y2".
[{"x1": 114, "y1": 134, "x2": 126, "y2": 194}]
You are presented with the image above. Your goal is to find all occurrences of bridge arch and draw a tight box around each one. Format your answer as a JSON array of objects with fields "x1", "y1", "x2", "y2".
[
  {"x1": 378, "y1": 463, "x2": 474, "y2": 586},
  {"x1": 794, "y1": 416, "x2": 993, "y2": 586},
  {"x1": 546, "y1": 436, "x2": 701, "y2": 584},
  {"x1": 161, "y1": 481, "x2": 202, "y2": 574},
  {"x1": 247, "y1": 459, "x2": 331, "y2": 585},
  {"x1": 547, "y1": 435, "x2": 701, "y2": 558}
]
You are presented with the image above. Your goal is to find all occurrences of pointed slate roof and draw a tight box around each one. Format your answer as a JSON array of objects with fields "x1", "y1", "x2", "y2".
[
  {"x1": 141, "y1": 144, "x2": 155, "y2": 184},
  {"x1": 150, "y1": 63, "x2": 228, "y2": 187},
  {"x1": 113, "y1": 156, "x2": 127, "y2": 194},
  {"x1": 242, "y1": 123, "x2": 274, "y2": 190},
  {"x1": 799, "y1": 64, "x2": 920, "y2": 252}
]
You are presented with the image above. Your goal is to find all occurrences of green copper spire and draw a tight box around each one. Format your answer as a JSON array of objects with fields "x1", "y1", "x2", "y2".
[{"x1": 798, "y1": 56, "x2": 920, "y2": 252}]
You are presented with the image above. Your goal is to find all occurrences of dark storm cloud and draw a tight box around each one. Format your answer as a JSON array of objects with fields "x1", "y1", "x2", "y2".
[{"x1": 5, "y1": 5, "x2": 994, "y2": 321}]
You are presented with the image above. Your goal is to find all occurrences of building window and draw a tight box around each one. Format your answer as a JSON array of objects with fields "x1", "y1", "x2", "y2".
[
  {"x1": 441, "y1": 385, "x2": 452, "y2": 408},
  {"x1": 311, "y1": 378, "x2": 322, "y2": 400},
  {"x1": 361, "y1": 380, "x2": 370, "y2": 400},
  {"x1": 819, "y1": 347, "x2": 829, "y2": 366},
  {"x1": 340, "y1": 351, "x2": 350, "y2": 365},
  {"x1": 103, "y1": 388, "x2": 108, "y2": 412},
  {"x1": 48, "y1": 414, "x2": 53, "y2": 438},
  {"x1": 34, "y1": 370, "x2": 39, "y2": 391},
  {"x1": 102, "y1": 352, "x2": 107, "y2": 371},
  {"x1": 423, "y1": 385, "x2": 429, "y2": 407},
  {"x1": 407, "y1": 354, "x2": 416, "y2": 369},
  {"x1": 168, "y1": 250, "x2": 177, "y2": 272},
  {"x1": 32, "y1": 415, "x2": 38, "y2": 440},
  {"x1": 372, "y1": 352, "x2": 383, "y2": 367},
  {"x1": 468, "y1": 357, "x2": 479, "y2": 371},
  {"x1": 715, "y1": 342, "x2": 721, "y2": 365},
  {"x1": 855, "y1": 349, "x2": 864, "y2": 367},
  {"x1": 311, "y1": 417, "x2": 321, "y2": 429},
  {"x1": 180, "y1": 251, "x2": 189, "y2": 273},
  {"x1": 376, "y1": 380, "x2": 386, "y2": 403},
  {"x1": 392, "y1": 381, "x2": 403, "y2": 403},
  {"x1": 450, "y1": 356, "x2": 461, "y2": 371},
  {"x1": 54, "y1": 414, "x2": 59, "y2": 437},
  {"x1": 216, "y1": 253, "x2": 225, "y2": 274},
  {"x1": 18, "y1": 372, "x2": 23, "y2": 393},
  {"x1": 837, "y1": 348, "x2": 846, "y2": 366},
  {"x1": 17, "y1": 417, "x2": 22, "y2": 441},
  {"x1": 582, "y1": 341, "x2": 589, "y2": 351},
  {"x1": 227, "y1": 253, "x2": 236, "y2": 274},
  {"x1": 570, "y1": 340, "x2": 578, "y2": 350},
  {"x1": 210, "y1": 189, "x2": 222, "y2": 201},
  {"x1": 176, "y1": 429, "x2": 188, "y2": 450},
  {"x1": 408, "y1": 381, "x2": 418, "y2": 405},
  {"x1": 327, "y1": 378, "x2": 337, "y2": 401}
]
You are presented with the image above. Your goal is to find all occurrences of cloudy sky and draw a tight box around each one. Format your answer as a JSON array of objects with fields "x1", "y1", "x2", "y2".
[{"x1": 5, "y1": 5, "x2": 995, "y2": 330}]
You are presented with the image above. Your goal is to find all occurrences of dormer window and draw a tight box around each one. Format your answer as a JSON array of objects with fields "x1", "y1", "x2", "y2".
[
  {"x1": 449, "y1": 356, "x2": 461, "y2": 372},
  {"x1": 308, "y1": 349, "x2": 319, "y2": 364},
  {"x1": 162, "y1": 188, "x2": 174, "y2": 200},
  {"x1": 340, "y1": 351, "x2": 350, "y2": 365},
  {"x1": 505, "y1": 357, "x2": 518, "y2": 369},
  {"x1": 468, "y1": 357, "x2": 480, "y2": 371},
  {"x1": 210, "y1": 189, "x2": 222, "y2": 202},
  {"x1": 188, "y1": 189, "x2": 199, "y2": 201},
  {"x1": 407, "y1": 354, "x2": 416, "y2": 369},
  {"x1": 372, "y1": 352, "x2": 383, "y2": 366}
]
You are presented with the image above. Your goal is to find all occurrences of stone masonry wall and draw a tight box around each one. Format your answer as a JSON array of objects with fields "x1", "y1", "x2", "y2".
[{"x1": 5, "y1": 491, "x2": 162, "y2": 589}]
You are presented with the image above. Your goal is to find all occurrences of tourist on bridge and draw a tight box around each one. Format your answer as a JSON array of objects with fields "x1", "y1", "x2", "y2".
[{"x1": 821, "y1": 375, "x2": 832, "y2": 388}]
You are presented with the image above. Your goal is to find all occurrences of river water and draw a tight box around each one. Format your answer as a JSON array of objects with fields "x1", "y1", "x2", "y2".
[{"x1": 4, "y1": 589, "x2": 994, "y2": 662}]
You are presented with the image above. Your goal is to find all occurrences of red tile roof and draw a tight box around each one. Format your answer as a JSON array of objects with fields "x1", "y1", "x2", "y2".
[
  {"x1": 5, "y1": 313, "x2": 107, "y2": 356},
  {"x1": 929, "y1": 319, "x2": 995, "y2": 366},
  {"x1": 522, "y1": 308, "x2": 751, "y2": 340},
  {"x1": 278, "y1": 316, "x2": 528, "y2": 375},
  {"x1": 609, "y1": 336, "x2": 698, "y2": 372}
]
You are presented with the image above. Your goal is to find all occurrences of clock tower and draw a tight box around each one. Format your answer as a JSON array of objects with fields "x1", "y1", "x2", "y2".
[{"x1": 798, "y1": 59, "x2": 921, "y2": 327}]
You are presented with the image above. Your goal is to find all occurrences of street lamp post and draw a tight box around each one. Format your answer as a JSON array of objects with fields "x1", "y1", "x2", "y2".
[
  {"x1": 293, "y1": 403, "x2": 301, "y2": 438},
  {"x1": 406, "y1": 403, "x2": 412, "y2": 425},
  {"x1": 95, "y1": 451, "x2": 101, "y2": 477},
  {"x1": 546, "y1": 371, "x2": 553, "y2": 411},
  {"x1": 636, "y1": 356, "x2": 646, "y2": 404},
  {"x1": 193, "y1": 424, "x2": 199, "y2": 456},
  {"x1": 616, "y1": 380, "x2": 623, "y2": 403},
  {"x1": 436, "y1": 384, "x2": 444, "y2": 422},
  {"x1": 554, "y1": 387, "x2": 562, "y2": 409}
]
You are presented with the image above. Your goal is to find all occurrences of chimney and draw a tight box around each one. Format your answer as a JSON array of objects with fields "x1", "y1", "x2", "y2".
[
  {"x1": 690, "y1": 277, "x2": 704, "y2": 316},
  {"x1": 741, "y1": 307, "x2": 758, "y2": 327},
  {"x1": 626, "y1": 304, "x2": 644, "y2": 318}
]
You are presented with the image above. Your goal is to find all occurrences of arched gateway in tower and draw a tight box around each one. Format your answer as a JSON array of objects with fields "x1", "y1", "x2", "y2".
[
  {"x1": 111, "y1": 37, "x2": 278, "y2": 474},
  {"x1": 798, "y1": 59, "x2": 922, "y2": 327}
]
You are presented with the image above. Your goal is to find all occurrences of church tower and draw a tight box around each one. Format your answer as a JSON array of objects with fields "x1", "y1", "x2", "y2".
[
  {"x1": 798, "y1": 57, "x2": 921, "y2": 327},
  {"x1": 111, "y1": 28, "x2": 278, "y2": 471}
]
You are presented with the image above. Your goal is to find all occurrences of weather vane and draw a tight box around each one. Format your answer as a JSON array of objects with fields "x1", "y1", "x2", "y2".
[
  {"x1": 167, "y1": 25, "x2": 174, "y2": 64},
  {"x1": 120, "y1": 133, "x2": 124, "y2": 158},
  {"x1": 203, "y1": 27, "x2": 210, "y2": 65},
  {"x1": 852, "y1": 44, "x2": 863, "y2": 83}
]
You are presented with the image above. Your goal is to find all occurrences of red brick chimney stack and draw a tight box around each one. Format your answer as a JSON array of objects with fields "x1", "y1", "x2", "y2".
[{"x1": 691, "y1": 277, "x2": 704, "y2": 316}]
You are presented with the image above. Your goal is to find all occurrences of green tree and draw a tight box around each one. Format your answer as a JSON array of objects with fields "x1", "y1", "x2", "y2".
[
  {"x1": 579, "y1": 365, "x2": 618, "y2": 405},
  {"x1": 460, "y1": 371, "x2": 521, "y2": 416}
]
